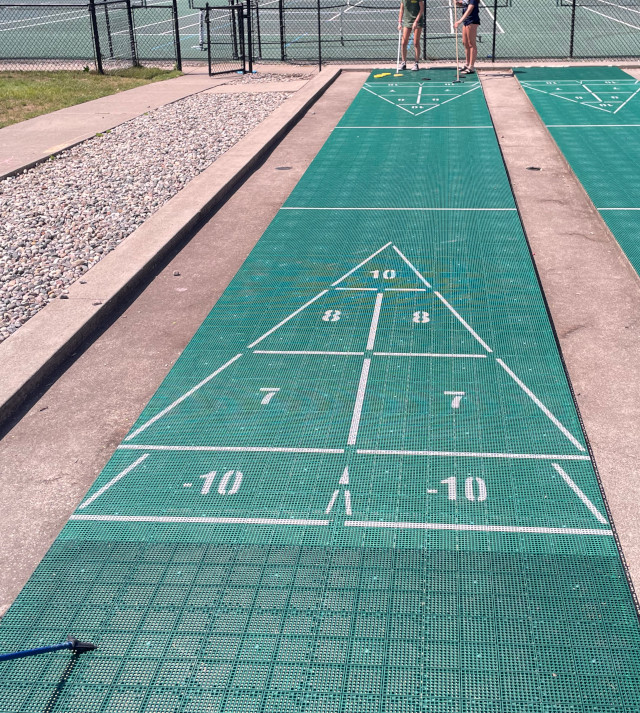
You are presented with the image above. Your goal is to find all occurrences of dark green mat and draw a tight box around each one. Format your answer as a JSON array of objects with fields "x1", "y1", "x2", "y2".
[
  {"x1": 1, "y1": 72, "x2": 638, "y2": 712},
  {"x1": 517, "y1": 66, "x2": 640, "y2": 281}
]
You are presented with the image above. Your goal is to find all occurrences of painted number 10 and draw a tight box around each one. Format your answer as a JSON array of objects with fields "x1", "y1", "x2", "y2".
[
  {"x1": 441, "y1": 476, "x2": 487, "y2": 502},
  {"x1": 200, "y1": 470, "x2": 243, "y2": 495},
  {"x1": 370, "y1": 270, "x2": 396, "y2": 280}
]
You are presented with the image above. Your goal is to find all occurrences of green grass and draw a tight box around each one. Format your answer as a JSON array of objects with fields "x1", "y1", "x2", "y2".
[{"x1": 0, "y1": 66, "x2": 182, "y2": 129}]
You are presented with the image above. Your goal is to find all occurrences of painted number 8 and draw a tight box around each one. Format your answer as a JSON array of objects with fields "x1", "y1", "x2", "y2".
[
  {"x1": 322, "y1": 310, "x2": 341, "y2": 322},
  {"x1": 413, "y1": 311, "x2": 430, "y2": 323}
]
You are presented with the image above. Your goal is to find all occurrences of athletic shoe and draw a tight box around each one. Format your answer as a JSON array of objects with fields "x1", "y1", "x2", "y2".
[
  {"x1": 397, "y1": 61, "x2": 406, "y2": 71},
  {"x1": 461, "y1": 67, "x2": 475, "y2": 74},
  {"x1": 411, "y1": 62, "x2": 419, "y2": 71}
]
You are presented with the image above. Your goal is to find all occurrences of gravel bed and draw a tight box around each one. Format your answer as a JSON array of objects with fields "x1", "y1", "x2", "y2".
[{"x1": 0, "y1": 87, "x2": 293, "y2": 343}]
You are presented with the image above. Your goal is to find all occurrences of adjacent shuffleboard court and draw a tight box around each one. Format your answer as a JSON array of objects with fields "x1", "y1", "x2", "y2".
[
  {"x1": 2, "y1": 69, "x2": 640, "y2": 711},
  {"x1": 516, "y1": 66, "x2": 640, "y2": 279}
]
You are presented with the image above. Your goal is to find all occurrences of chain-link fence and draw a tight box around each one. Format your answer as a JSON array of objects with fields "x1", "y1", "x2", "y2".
[
  {"x1": 0, "y1": 0, "x2": 183, "y2": 71},
  {"x1": 1, "y1": 0, "x2": 639, "y2": 73},
  {"x1": 246, "y1": 0, "x2": 640, "y2": 65}
]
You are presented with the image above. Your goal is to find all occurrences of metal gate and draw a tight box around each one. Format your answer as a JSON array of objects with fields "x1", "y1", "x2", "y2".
[{"x1": 201, "y1": 1, "x2": 248, "y2": 76}]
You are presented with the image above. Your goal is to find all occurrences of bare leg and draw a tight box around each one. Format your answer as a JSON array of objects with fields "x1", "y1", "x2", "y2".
[
  {"x1": 413, "y1": 27, "x2": 422, "y2": 61},
  {"x1": 462, "y1": 25, "x2": 471, "y2": 67},
  {"x1": 467, "y1": 23, "x2": 478, "y2": 68},
  {"x1": 401, "y1": 27, "x2": 411, "y2": 62}
]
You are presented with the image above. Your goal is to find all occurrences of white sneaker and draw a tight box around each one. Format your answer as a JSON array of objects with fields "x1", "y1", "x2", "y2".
[
  {"x1": 397, "y1": 61, "x2": 406, "y2": 71},
  {"x1": 411, "y1": 62, "x2": 419, "y2": 71}
]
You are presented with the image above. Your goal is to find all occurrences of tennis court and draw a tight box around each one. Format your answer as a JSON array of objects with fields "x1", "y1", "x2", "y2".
[
  {"x1": 0, "y1": 68, "x2": 638, "y2": 712},
  {"x1": 517, "y1": 66, "x2": 640, "y2": 278}
]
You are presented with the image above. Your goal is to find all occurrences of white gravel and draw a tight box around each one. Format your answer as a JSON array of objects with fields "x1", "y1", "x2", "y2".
[{"x1": 0, "y1": 77, "x2": 300, "y2": 343}]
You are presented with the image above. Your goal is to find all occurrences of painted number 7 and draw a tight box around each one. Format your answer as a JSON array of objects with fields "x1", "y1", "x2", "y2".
[{"x1": 444, "y1": 391, "x2": 465, "y2": 408}]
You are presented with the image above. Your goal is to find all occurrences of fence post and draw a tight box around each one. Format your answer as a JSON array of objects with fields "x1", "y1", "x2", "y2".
[
  {"x1": 171, "y1": 0, "x2": 182, "y2": 69},
  {"x1": 245, "y1": 0, "x2": 252, "y2": 73},
  {"x1": 125, "y1": 0, "x2": 139, "y2": 66},
  {"x1": 279, "y1": 0, "x2": 286, "y2": 60},
  {"x1": 104, "y1": 3, "x2": 115, "y2": 58},
  {"x1": 88, "y1": 0, "x2": 103, "y2": 74},
  {"x1": 491, "y1": 0, "x2": 497, "y2": 62},
  {"x1": 254, "y1": 0, "x2": 262, "y2": 59},
  {"x1": 569, "y1": 0, "x2": 576, "y2": 57},
  {"x1": 238, "y1": 1, "x2": 247, "y2": 72},
  {"x1": 316, "y1": 0, "x2": 321, "y2": 71},
  {"x1": 206, "y1": 3, "x2": 212, "y2": 74}
]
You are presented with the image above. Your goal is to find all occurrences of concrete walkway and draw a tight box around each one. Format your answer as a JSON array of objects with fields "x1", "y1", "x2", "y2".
[{"x1": 0, "y1": 63, "x2": 315, "y2": 180}]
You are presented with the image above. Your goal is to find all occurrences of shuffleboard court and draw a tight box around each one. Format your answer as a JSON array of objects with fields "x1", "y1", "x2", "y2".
[
  {"x1": 516, "y1": 66, "x2": 640, "y2": 278},
  {"x1": 1, "y1": 68, "x2": 639, "y2": 711}
]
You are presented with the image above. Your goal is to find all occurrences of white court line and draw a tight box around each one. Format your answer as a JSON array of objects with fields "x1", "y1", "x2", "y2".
[
  {"x1": 118, "y1": 445, "x2": 345, "y2": 454},
  {"x1": 336, "y1": 287, "x2": 377, "y2": 291},
  {"x1": 551, "y1": 463, "x2": 608, "y2": 524},
  {"x1": 547, "y1": 124, "x2": 640, "y2": 127},
  {"x1": 598, "y1": 207, "x2": 640, "y2": 210},
  {"x1": 124, "y1": 354, "x2": 243, "y2": 441},
  {"x1": 284, "y1": 207, "x2": 517, "y2": 211},
  {"x1": 374, "y1": 352, "x2": 486, "y2": 358},
  {"x1": 584, "y1": 6, "x2": 640, "y2": 30},
  {"x1": 385, "y1": 288, "x2": 427, "y2": 292},
  {"x1": 478, "y1": 0, "x2": 504, "y2": 33},
  {"x1": 334, "y1": 126, "x2": 494, "y2": 129},
  {"x1": 348, "y1": 359, "x2": 371, "y2": 445},
  {"x1": 391, "y1": 245, "x2": 432, "y2": 288},
  {"x1": 594, "y1": 0, "x2": 640, "y2": 14},
  {"x1": 344, "y1": 520, "x2": 612, "y2": 536},
  {"x1": 521, "y1": 83, "x2": 610, "y2": 112},
  {"x1": 331, "y1": 243, "x2": 392, "y2": 286},
  {"x1": 247, "y1": 290, "x2": 328, "y2": 348},
  {"x1": 614, "y1": 87, "x2": 640, "y2": 113},
  {"x1": 78, "y1": 454, "x2": 149, "y2": 509},
  {"x1": 416, "y1": 85, "x2": 483, "y2": 116},
  {"x1": 433, "y1": 291, "x2": 493, "y2": 353},
  {"x1": 362, "y1": 85, "x2": 415, "y2": 115},
  {"x1": 496, "y1": 358, "x2": 585, "y2": 452},
  {"x1": 72, "y1": 514, "x2": 330, "y2": 526},
  {"x1": 254, "y1": 350, "x2": 364, "y2": 355},
  {"x1": 521, "y1": 79, "x2": 638, "y2": 84},
  {"x1": 367, "y1": 293, "x2": 384, "y2": 350},
  {"x1": 357, "y1": 448, "x2": 591, "y2": 460},
  {"x1": 582, "y1": 84, "x2": 603, "y2": 102}
]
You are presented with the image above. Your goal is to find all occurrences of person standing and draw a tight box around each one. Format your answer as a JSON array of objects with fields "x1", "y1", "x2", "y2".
[
  {"x1": 454, "y1": 0, "x2": 479, "y2": 74},
  {"x1": 398, "y1": 0, "x2": 425, "y2": 71}
]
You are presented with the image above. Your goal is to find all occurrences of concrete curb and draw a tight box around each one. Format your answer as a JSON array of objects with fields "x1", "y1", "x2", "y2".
[{"x1": 0, "y1": 66, "x2": 341, "y2": 428}]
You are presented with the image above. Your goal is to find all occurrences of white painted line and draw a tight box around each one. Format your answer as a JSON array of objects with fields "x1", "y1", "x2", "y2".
[
  {"x1": 416, "y1": 85, "x2": 483, "y2": 116},
  {"x1": 614, "y1": 87, "x2": 640, "y2": 114},
  {"x1": 594, "y1": 0, "x2": 640, "y2": 16},
  {"x1": 433, "y1": 291, "x2": 493, "y2": 353},
  {"x1": 325, "y1": 490, "x2": 339, "y2": 514},
  {"x1": 521, "y1": 83, "x2": 611, "y2": 113},
  {"x1": 584, "y1": 6, "x2": 640, "y2": 31},
  {"x1": 71, "y1": 514, "x2": 330, "y2": 526},
  {"x1": 118, "y1": 445, "x2": 345, "y2": 454},
  {"x1": 78, "y1": 454, "x2": 149, "y2": 509},
  {"x1": 551, "y1": 463, "x2": 608, "y2": 525},
  {"x1": 283, "y1": 207, "x2": 517, "y2": 212},
  {"x1": 348, "y1": 359, "x2": 371, "y2": 445},
  {"x1": 335, "y1": 287, "x2": 377, "y2": 291},
  {"x1": 478, "y1": 0, "x2": 504, "y2": 33},
  {"x1": 254, "y1": 350, "x2": 364, "y2": 355},
  {"x1": 391, "y1": 245, "x2": 433, "y2": 288},
  {"x1": 385, "y1": 288, "x2": 427, "y2": 292},
  {"x1": 335, "y1": 126, "x2": 494, "y2": 129},
  {"x1": 357, "y1": 448, "x2": 591, "y2": 461},
  {"x1": 259, "y1": 387, "x2": 280, "y2": 391},
  {"x1": 444, "y1": 391, "x2": 464, "y2": 395},
  {"x1": 374, "y1": 352, "x2": 486, "y2": 358},
  {"x1": 124, "y1": 354, "x2": 243, "y2": 441},
  {"x1": 522, "y1": 79, "x2": 638, "y2": 84},
  {"x1": 344, "y1": 520, "x2": 612, "y2": 536},
  {"x1": 582, "y1": 84, "x2": 602, "y2": 103},
  {"x1": 247, "y1": 291, "x2": 328, "y2": 348},
  {"x1": 597, "y1": 207, "x2": 640, "y2": 210},
  {"x1": 547, "y1": 124, "x2": 640, "y2": 127},
  {"x1": 496, "y1": 358, "x2": 585, "y2": 452},
  {"x1": 344, "y1": 491, "x2": 352, "y2": 516},
  {"x1": 367, "y1": 293, "x2": 384, "y2": 350},
  {"x1": 331, "y1": 243, "x2": 392, "y2": 286},
  {"x1": 361, "y1": 85, "x2": 415, "y2": 114}
]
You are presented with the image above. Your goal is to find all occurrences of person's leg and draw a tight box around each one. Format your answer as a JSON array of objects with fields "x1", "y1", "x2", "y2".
[
  {"x1": 467, "y1": 23, "x2": 478, "y2": 68},
  {"x1": 401, "y1": 27, "x2": 411, "y2": 63},
  {"x1": 413, "y1": 26, "x2": 422, "y2": 63},
  {"x1": 462, "y1": 25, "x2": 471, "y2": 68}
]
